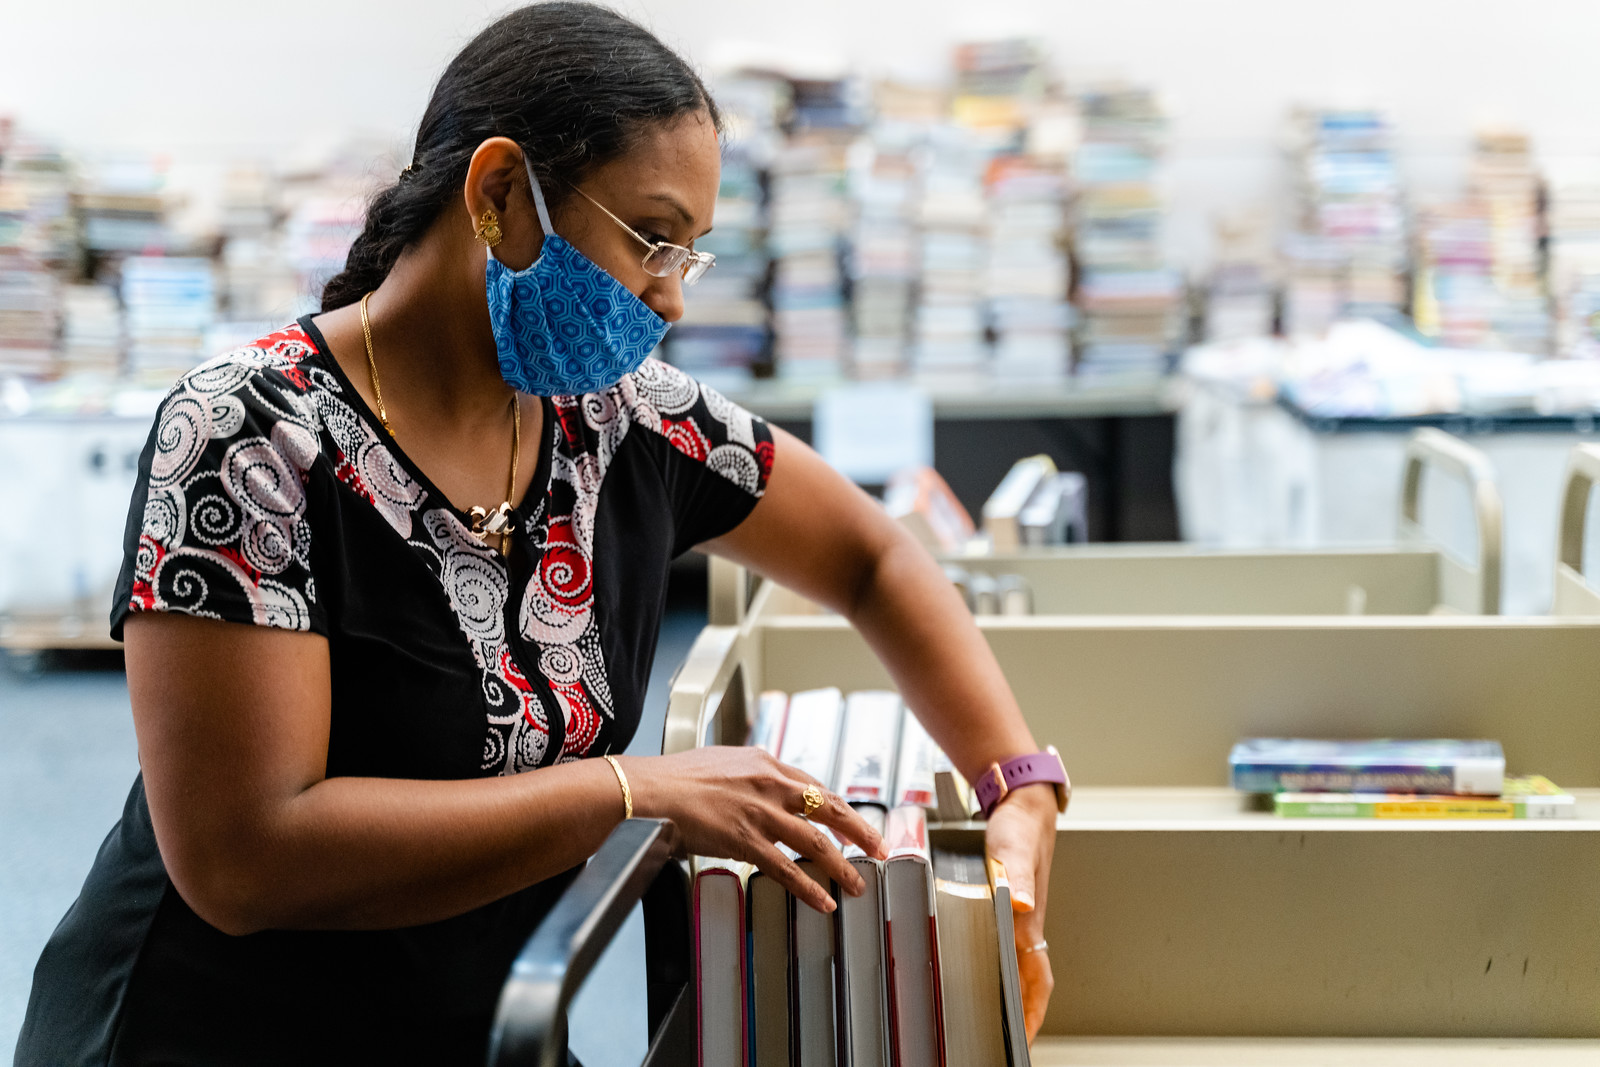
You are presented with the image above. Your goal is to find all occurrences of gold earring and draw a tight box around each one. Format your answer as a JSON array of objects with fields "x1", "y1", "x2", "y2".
[{"x1": 475, "y1": 209, "x2": 503, "y2": 248}]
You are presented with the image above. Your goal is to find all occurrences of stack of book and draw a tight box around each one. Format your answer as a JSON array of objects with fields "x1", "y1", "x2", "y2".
[
  {"x1": 0, "y1": 185, "x2": 59, "y2": 377},
  {"x1": 216, "y1": 165, "x2": 297, "y2": 328},
  {"x1": 668, "y1": 146, "x2": 770, "y2": 388},
  {"x1": 912, "y1": 126, "x2": 990, "y2": 383},
  {"x1": 1543, "y1": 180, "x2": 1600, "y2": 361},
  {"x1": 694, "y1": 688, "x2": 1028, "y2": 1067},
  {"x1": 1071, "y1": 85, "x2": 1181, "y2": 377},
  {"x1": 121, "y1": 256, "x2": 216, "y2": 385},
  {"x1": 949, "y1": 38, "x2": 1048, "y2": 134},
  {"x1": 1204, "y1": 211, "x2": 1277, "y2": 342},
  {"x1": 0, "y1": 136, "x2": 78, "y2": 271},
  {"x1": 58, "y1": 283, "x2": 122, "y2": 376},
  {"x1": 770, "y1": 135, "x2": 851, "y2": 382},
  {"x1": 1413, "y1": 129, "x2": 1549, "y2": 354},
  {"x1": 1229, "y1": 738, "x2": 1577, "y2": 820},
  {"x1": 1467, "y1": 128, "x2": 1549, "y2": 353},
  {"x1": 848, "y1": 88, "x2": 928, "y2": 380},
  {"x1": 1282, "y1": 108, "x2": 1408, "y2": 336},
  {"x1": 986, "y1": 156, "x2": 1071, "y2": 383},
  {"x1": 283, "y1": 194, "x2": 364, "y2": 314}
]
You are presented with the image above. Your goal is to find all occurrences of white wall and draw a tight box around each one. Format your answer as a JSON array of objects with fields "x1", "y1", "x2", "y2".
[{"x1": 7, "y1": 0, "x2": 1600, "y2": 267}]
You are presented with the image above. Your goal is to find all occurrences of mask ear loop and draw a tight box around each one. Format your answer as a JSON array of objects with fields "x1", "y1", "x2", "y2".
[{"x1": 523, "y1": 156, "x2": 555, "y2": 238}]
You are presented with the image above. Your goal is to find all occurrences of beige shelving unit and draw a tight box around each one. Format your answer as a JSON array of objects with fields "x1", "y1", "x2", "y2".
[
  {"x1": 716, "y1": 427, "x2": 1506, "y2": 625},
  {"x1": 666, "y1": 572, "x2": 1600, "y2": 1056}
]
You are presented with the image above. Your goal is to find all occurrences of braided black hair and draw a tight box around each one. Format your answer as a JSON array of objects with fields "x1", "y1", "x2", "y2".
[{"x1": 320, "y1": 2, "x2": 720, "y2": 311}]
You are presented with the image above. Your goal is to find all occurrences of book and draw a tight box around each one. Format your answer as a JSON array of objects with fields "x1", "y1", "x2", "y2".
[
  {"x1": 836, "y1": 824, "x2": 892, "y2": 1067},
  {"x1": 883, "y1": 805, "x2": 944, "y2": 1067},
  {"x1": 694, "y1": 862, "x2": 750, "y2": 1067},
  {"x1": 833, "y1": 690, "x2": 904, "y2": 808},
  {"x1": 933, "y1": 752, "x2": 977, "y2": 823},
  {"x1": 779, "y1": 688, "x2": 847, "y2": 786},
  {"x1": 1019, "y1": 471, "x2": 1089, "y2": 546},
  {"x1": 884, "y1": 466, "x2": 975, "y2": 554},
  {"x1": 749, "y1": 690, "x2": 789, "y2": 756},
  {"x1": 891, "y1": 712, "x2": 940, "y2": 810},
  {"x1": 1229, "y1": 738, "x2": 1505, "y2": 796},
  {"x1": 793, "y1": 859, "x2": 840, "y2": 1067},
  {"x1": 982, "y1": 455, "x2": 1058, "y2": 553},
  {"x1": 988, "y1": 858, "x2": 1033, "y2": 1067},
  {"x1": 1275, "y1": 775, "x2": 1577, "y2": 820},
  {"x1": 746, "y1": 871, "x2": 794, "y2": 1067},
  {"x1": 932, "y1": 849, "x2": 1008, "y2": 1067}
]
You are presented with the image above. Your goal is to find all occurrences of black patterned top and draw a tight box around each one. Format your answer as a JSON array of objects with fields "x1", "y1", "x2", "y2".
[{"x1": 17, "y1": 318, "x2": 773, "y2": 1064}]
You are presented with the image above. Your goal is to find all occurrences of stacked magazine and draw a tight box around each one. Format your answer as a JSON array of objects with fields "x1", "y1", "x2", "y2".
[{"x1": 693, "y1": 688, "x2": 1031, "y2": 1067}]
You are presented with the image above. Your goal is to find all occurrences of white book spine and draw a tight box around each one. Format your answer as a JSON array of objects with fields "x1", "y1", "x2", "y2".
[
  {"x1": 749, "y1": 690, "x2": 789, "y2": 756},
  {"x1": 892, "y1": 711, "x2": 939, "y2": 810},
  {"x1": 778, "y1": 687, "x2": 846, "y2": 785},
  {"x1": 833, "y1": 690, "x2": 905, "y2": 805}
]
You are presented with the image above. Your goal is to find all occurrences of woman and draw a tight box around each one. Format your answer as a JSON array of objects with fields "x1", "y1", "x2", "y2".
[{"x1": 17, "y1": 4, "x2": 1059, "y2": 1062}]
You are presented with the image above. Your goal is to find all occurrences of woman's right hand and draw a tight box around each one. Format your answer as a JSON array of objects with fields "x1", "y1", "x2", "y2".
[{"x1": 617, "y1": 746, "x2": 887, "y2": 914}]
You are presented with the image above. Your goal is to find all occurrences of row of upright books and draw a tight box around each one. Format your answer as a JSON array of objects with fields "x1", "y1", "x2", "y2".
[
  {"x1": 692, "y1": 688, "x2": 1031, "y2": 1066},
  {"x1": 1231, "y1": 738, "x2": 1577, "y2": 820}
]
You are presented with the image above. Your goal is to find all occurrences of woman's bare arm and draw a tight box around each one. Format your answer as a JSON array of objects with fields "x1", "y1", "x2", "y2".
[
  {"x1": 705, "y1": 426, "x2": 1040, "y2": 781},
  {"x1": 705, "y1": 426, "x2": 1059, "y2": 1038},
  {"x1": 125, "y1": 612, "x2": 882, "y2": 936}
]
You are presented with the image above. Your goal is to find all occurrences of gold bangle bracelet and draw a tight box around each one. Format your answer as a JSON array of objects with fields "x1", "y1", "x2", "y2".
[{"x1": 602, "y1": 755, "x2": 633, "y2": 821}]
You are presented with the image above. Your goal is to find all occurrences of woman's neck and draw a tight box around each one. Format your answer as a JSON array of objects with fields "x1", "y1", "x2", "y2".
[{"x1": 353, "y1": 239, "x2": 513, "y2": 430}]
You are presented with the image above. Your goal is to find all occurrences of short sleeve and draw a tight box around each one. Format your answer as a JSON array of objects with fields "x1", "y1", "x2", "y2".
[
  {"x1": 111, "y1": 350, "x2": 326, "y2": 639},
  {"x1": 621, "y1": 360, "x2": 775, "y2": 555}
]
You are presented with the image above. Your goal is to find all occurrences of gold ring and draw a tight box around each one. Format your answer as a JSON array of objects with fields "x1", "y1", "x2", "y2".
[{"x1": 801, "y1": 784, "x2": 825, "y2": 819}]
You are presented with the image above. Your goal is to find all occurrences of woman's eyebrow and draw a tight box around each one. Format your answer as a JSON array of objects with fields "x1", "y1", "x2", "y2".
[{"x1": 642, "y1": 192, "x2": 712, "y2": 237}]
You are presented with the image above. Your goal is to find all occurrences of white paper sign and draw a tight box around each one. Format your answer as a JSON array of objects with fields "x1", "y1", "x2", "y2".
[{"x1": 813, "y1": 381, "x2": 933, "y2": 484}]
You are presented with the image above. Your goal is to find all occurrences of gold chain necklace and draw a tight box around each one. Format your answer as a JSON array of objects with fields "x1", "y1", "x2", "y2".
[{"x1": 360, "y1": 291, "x2": 520, "y2": 556}]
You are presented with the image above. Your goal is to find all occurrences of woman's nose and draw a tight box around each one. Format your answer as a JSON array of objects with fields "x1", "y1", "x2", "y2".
[{"x1": 642, "y1": 272, "x2": 684, "y2": 323}]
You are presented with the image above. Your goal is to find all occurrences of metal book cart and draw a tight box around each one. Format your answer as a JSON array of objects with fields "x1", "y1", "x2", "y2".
[
  {"x1": 489, "y1": 601, "x2": 1600, "y2": 1064},
  {"x1": 713, "y1": 427, "x2": 1505, "y2": 626},
  {"x1": 485, "y1": 442, "x2": 1600, "y2": 1065}
]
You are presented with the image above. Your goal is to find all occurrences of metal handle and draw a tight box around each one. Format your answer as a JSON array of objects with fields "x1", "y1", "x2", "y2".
[
  {"x1": 1555, "y1": 444, "x2": 1600, "y2": 606},
  {"x1": 487, "y1": 819, "x2": 691, "y2": 1067},
  {"x1": 660, "y1": 624, "x2": 748, "y2": 759},
  {"x1": 1398, "y1": 428, "x2": 1503, "y2": 614},
  {"x1": 706, "y1": 554, "x2": 750, "y2": 626}
]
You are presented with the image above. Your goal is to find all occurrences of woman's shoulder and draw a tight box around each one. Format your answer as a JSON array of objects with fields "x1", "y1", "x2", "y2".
[
  {"x1": 145, "y1": 324, "x2": 331, "y2": 495},
  {"x1": 166, "y1": 323, "x2": 324, "y2": 409},
  {"x1": 590, "y1": 358, "x2": 772, "y2": 495}
]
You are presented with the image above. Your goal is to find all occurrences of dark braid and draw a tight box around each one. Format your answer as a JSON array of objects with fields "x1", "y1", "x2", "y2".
[{"x1": 321, "y1": 1, "x2": 722, "y2": 311}]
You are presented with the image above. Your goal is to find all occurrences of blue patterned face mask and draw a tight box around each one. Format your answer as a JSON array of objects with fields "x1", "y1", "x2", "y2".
[{"x1": 485, "y1": 158, "x2": 669, "y2": 395}]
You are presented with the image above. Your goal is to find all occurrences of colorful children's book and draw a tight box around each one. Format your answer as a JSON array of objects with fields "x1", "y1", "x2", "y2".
[
  {"x1": 1275, "y1": 775, "x2": 1577, "y2": 819},
  {"x1": 1230, "y1": 738, "x2": 1505, "y2": 796}
]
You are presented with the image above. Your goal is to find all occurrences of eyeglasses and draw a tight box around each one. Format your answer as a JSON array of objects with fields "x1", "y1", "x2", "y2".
[{"x1": 570, "y1": 185, "x2": 716, "y2": 285}]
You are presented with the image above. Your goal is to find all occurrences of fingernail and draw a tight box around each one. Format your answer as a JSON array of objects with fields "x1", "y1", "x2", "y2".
[
  {"x1": 851, "y1": 876, "x2": 866, "y2": 896},
  {"x1": 1012, "y1": 890, "x2": 1035, "y2": 912},
  {"x1": 875, "y1": 841, "x2": 890, "y2": 860},
  {"x1": 824, "y1": 896, "x2": 837, "y2": 913}
]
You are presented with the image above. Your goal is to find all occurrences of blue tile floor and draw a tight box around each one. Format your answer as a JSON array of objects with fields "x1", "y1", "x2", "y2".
[{"x1": 1, "y1": 605, "x2": 704, "y2": 1065}]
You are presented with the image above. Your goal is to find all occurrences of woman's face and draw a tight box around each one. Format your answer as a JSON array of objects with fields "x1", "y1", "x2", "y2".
[{"x1": 546, "y1": 111, "x2": 722, "y2": 324}]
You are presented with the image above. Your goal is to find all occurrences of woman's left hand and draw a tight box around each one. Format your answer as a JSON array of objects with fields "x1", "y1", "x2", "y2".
[{"x1": 984, "y1": 782, "x2": 1059, "y2": 1043}]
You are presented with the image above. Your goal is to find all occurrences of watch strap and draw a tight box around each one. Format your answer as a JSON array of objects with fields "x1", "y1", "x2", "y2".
[{"x1": 975, "y1": 745, "x2": 1070, "y2": 819}]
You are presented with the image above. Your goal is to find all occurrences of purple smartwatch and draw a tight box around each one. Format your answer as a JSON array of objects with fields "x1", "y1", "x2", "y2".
[{"x1": 974, "y1": 744, "x2": 1071, "y2": 819}]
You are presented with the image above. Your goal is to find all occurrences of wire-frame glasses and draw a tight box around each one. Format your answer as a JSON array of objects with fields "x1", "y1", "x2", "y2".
[{"x1": 570, "y1": 185, "x2": 717, "y2": 285}]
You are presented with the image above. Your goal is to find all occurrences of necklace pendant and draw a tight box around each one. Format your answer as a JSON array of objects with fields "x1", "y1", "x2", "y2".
[{"x1": 468, "y1": 502, "x2": 515, "y2": 547}]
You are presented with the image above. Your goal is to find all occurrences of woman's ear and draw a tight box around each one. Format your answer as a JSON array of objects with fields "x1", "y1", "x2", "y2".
[{"x1": 465, "y1": 137, "x2": 542, "y2": 269}]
